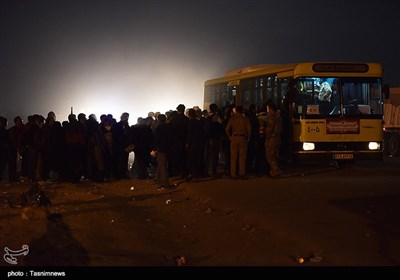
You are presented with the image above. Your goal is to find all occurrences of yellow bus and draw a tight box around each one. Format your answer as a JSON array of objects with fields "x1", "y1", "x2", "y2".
[{"x1": 204, "y1": 62, "x2": 384, "y2": 161}]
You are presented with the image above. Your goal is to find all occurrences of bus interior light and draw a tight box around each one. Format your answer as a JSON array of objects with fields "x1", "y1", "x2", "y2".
[
  {"x1": 368, "y1": 142, "x2": 380, "y2": 150},
  {"x1": 303, "y1": 142, "x2": 315, "y2": 151}
]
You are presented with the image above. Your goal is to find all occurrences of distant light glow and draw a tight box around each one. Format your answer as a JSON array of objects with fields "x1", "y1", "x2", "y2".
[{"x1": 52, "y1": 55, "x2": 206, "y2": 123}]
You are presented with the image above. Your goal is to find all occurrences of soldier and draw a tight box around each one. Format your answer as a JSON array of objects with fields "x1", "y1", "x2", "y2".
[
  {"x1": 225, "y1": 105, "x2": 251, "y2": 179},
  {"x1": 255, "y1": 104, "x2": 269, "y2": 176},
  {"x1": 264, "y1": 103, "x2": 283, "y2": 178}
]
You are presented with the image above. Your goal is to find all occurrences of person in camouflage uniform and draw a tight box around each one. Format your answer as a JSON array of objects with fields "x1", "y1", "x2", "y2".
[{"x1": 264, "y1": 103, "x2": 283, "y2": 178}]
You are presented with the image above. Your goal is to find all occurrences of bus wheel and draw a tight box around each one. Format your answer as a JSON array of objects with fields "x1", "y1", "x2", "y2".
[
  {"x1": 388, "y1": 134, "x2": 400, "y2": 157},
  {"x1": 383, "y1": 133, "x2": 391, "y2": 156}
]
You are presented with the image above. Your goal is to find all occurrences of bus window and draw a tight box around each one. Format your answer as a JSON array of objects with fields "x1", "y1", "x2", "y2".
[
  {"x1": 253, "y1": 77, "x2": 264, "y2": 106},
  {"x1": 240, "y1": 79, "x2": 252, "y2": 110},
  {"x1": 295, "y1": 78, "x2": 321, "y2": 116},
  {"x1": 369, "y1": 82, "x2": 383, "y2": 114},
  {"x1": 227, "y1": 86, "x2": 236, "y2": 107},
  {"x1": 293, "y1": 77, "x2": 383, "y2": 116},
  {"x1": 204, "y1": 83, "x2": 236, "y2": 110},
  {"x1": 279, "y1": 78, "x2": 290, "y2": 109},
  {"x1": 241, "y1": 89, "x2": 250, "y2": 110},
  {"x1": 342, "y1": 78, "x2": 383, "y2": 115}
]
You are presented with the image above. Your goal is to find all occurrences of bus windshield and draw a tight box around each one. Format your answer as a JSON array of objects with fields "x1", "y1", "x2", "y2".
[{"x1": 294, "y1": 77, "x2": 383, "y2": 116}]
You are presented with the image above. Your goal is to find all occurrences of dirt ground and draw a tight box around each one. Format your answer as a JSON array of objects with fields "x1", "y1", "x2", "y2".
[
  {"x1": 2, "y1": 158, "x2": 400, "y2": 280},
  {"x1": 0, "y1": 176, "x2": 304, "y2": 268}
]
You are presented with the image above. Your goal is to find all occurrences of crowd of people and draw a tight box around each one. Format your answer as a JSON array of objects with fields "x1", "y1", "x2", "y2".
[{"x1": 0, "y1": 102, "x2": 283, "y2": 189}]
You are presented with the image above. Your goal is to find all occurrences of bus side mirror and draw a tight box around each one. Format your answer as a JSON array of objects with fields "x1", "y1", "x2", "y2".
[{"x1": 383, "y1": 84, "x2": 390, "y2": 99}]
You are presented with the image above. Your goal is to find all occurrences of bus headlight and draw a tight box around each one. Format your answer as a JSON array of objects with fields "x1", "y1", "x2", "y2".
[
  {"x1": 303, "y1": 142, "x2": 315, "y2": 151},
  {"x1": 368, "y1": 142, "x2": 380, "y2": 150}
]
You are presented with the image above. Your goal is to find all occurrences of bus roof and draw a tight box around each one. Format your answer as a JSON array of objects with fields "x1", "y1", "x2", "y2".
[{"x1": 204, "y1": 62, "x2": 383, "y2": 86}]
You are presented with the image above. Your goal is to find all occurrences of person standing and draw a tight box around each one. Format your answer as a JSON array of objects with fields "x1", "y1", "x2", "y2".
[
  {"x1": 204, "y1": 103, "x2": 224, "y2": 178},
  {"x1": 317, "y1": 79, "x2": 333, "y2": 114},
  {"x1": 154, "y1": 114, "x2": 172, "y2": 188},
  {"x1": 113, "y1": 112, "x2": 132, "y2": 179},
  {"x1": 225, "y1": 105, "x2": 251, "y2": 179},
  {"x1": 186, "y1": 108, "x2": 204, "y2": 181},
  {"x1": 41, "y1": 112, "x2": 63, "y2": 181},
  {"x1": 264, "y1": 103, "x2": 283, "y2": 178},
  {"x1": 7, "y1": 116, "x2": 27, "y2": 182},
  {"x1": 170, "y1": 104, "x2": 188, "y2": 179}
]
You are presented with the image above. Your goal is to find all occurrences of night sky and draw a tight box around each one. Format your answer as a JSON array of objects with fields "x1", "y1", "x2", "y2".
[{"x1": 1, "y1": 0, "x2": 399, "y2": 123}]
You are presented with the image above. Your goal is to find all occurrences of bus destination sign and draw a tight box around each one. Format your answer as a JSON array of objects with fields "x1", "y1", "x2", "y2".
[{"x1": 313, "y1": 63, "x2": 369, "y2": 73}]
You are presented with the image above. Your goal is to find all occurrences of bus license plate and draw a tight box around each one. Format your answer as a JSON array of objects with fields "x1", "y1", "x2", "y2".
[{"x1": 333, "y1": 154, "x2": 354, "y2": 160}]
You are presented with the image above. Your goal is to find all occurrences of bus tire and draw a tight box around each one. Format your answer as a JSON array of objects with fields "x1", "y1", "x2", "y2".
[
  {"x1": 383, "y1": 133, "x2": 391, "y2": 156},
  {"x1": 388, "y1": 133, "x2": 400, "y2": 157}
]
